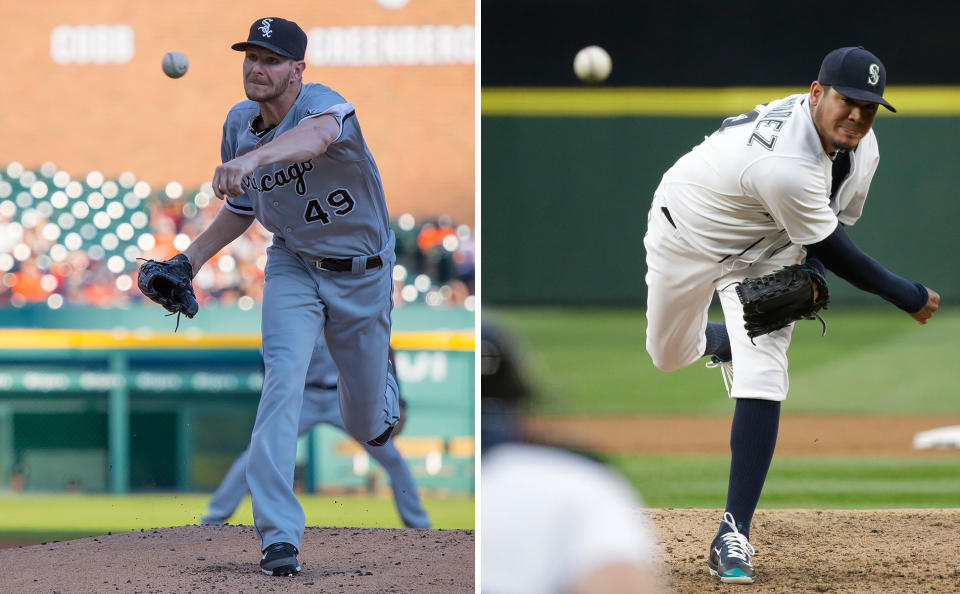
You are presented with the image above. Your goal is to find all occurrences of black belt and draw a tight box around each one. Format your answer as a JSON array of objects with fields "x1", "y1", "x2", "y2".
[{"x1": 315, "y1": 255, "x2": 383, "y2": 272}]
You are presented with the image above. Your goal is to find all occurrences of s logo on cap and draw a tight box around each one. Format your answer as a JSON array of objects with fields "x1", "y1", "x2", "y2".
[
  {"x1": 868, "y1": 64, "x2": 880, "y2": 86},
  {"x1": 258, "y1": 18, "x2": 274, "y2": 38}
]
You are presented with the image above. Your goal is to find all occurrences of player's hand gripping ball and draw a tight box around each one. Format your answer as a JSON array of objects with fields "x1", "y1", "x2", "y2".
[
  {"x1": 573, "y1": 45, "x2": 612, "y2": 83},
  {"x1": 162, "y1": 51, "x2": 189, "y2": 78}
]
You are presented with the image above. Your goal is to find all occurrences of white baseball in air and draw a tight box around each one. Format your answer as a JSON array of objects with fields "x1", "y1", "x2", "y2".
[
  {"x1": 573, "y1": 45, "x2": 612, "y2": 84},
  {"x1": 162, "y1": 51, "x2": 189, "y2": 79}
]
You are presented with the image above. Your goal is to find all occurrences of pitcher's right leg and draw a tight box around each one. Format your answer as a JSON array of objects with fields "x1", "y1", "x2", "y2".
[
  {"x1": 643, "y1": 203, "x2": 720, "y2": 371},
  {"x1": 248, "y1": 244, "x2": 324, "y2": 553}
]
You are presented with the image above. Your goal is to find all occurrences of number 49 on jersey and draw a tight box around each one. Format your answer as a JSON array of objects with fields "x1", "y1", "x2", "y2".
[{"x1": 304, "y1": 189, "x2": 355, "y2": 224}]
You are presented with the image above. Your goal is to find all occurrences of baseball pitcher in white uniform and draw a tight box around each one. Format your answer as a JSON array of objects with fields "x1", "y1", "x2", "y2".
[{"x1": 644, "y1": 46, "x2": 939, "y2": 584}]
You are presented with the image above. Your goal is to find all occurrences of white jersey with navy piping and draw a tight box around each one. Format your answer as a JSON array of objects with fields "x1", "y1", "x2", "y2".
[{"x1": 654, "y1": 93, "x2": 879, "y2": 269}]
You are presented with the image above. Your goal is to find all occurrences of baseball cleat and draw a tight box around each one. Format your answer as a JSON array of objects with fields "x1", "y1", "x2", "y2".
[
  {"x1": 707, "y1": 512, "x2": 756, "y2": 584},
  {"x1": 260, "y1": 542, "x2": 301, "y2": 576},
  {"x1": 366, "y1": 423, "x2": 396, "y2": 447}
]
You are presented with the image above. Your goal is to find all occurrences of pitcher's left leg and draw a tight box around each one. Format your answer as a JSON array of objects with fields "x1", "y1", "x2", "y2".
[{"x1": 321, "y1": 261, "x2": 400, "y2": 444}]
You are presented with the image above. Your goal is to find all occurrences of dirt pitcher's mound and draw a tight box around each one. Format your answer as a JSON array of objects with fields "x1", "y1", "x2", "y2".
[
  {"x1": 650, "y1": 508, "x2": 960, "y2": 593},
  {"x1": 0, "y1": 525, "x2": 474, "y2": 594}
]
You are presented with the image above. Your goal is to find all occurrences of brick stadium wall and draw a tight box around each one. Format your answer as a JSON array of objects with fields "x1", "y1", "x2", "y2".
[{"x1": 0, "y1": 1, "x2": 474, "y2": 222}]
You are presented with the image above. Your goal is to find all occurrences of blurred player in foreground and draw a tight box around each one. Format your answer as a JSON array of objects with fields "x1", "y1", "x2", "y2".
[
  {"x1": 480, "y1": 323, "x2": 660, "y2": 594},
  {"x1": 201, "y1": 342, "x2": 430, "y2": 530},
  {"x1": 643, "y1": 47, "x2": 939, "y2": 584}
]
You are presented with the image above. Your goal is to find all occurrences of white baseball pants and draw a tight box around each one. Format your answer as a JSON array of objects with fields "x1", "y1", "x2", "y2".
[{"x1": 643, "y1": 195, "x2": 804, "y2": 401}]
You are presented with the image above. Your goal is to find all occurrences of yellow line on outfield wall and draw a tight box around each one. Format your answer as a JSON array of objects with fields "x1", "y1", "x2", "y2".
[
  {"x1": 0, "y1": 329, "x2": 474, "y2": 352},
  {"x1": 389, "y1": 330, "x2": 475, "y2": 351},
  {"x1": 481, "y1": 86, "x2": 960, "y2": 116}
]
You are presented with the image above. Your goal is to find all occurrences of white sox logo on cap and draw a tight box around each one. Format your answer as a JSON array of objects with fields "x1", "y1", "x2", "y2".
[
  {"x1": 868, "y1": 64, "x2": 880, "y2": 86},
  {"x1": 259, "y1": 18, "x2": 274, "y2": 38},
  {"x1": 232, "y1": 17, "x2": 307, "y2": 61}
]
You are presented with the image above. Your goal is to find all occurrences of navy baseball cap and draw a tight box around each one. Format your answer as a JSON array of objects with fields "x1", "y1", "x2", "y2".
[
  {"x1": 481, "y1": 323, "x2": 533, "y2": 406},
  {"x1": 817, "y1": 46, "x2": 895, "y2": 112},
  {"x1": 232, "y1": 17, "x2": 307, "y2": 61}
]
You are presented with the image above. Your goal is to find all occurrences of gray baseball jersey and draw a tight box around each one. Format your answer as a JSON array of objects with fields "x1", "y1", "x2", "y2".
[
  {"x1": 222, "y1": 83, "x2": 393, "y2": 259},
  {"x1": 219, "y1": 82, "x2": 401, "y2": 551}
]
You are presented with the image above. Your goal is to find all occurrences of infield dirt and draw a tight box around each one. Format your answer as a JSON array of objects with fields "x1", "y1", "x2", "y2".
[
  {"x1": 525, "y1": 414, "x2": 960, "y2": 457},
  {"x1": 0, "y1": 525, "x2": 474, "y2": 593},
  {"x1": 529, "y1": 414, "x2": 960, "y2": 592},
  {"x1": 648, "y1": 508, "x2": 960, "y2": 593},
  {"x1": 3, "y1": 415, "x2": 958, "y2": 592},
  {"x1": 3, "y1": 510, "x2": 958, "y2": 592}
]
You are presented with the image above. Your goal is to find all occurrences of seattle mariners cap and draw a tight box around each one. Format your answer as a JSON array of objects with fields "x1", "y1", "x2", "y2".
[
  {"x1": 817, "y1": 46, "x2": 896, "y2": 112},
  {"x1": 232, "y1": 17, "x2": 307, "y2": 61}
]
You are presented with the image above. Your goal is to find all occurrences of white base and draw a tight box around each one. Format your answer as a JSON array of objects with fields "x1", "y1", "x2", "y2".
[{"x1": 913, "y1": 425, "x2": 960, "y2": 450}]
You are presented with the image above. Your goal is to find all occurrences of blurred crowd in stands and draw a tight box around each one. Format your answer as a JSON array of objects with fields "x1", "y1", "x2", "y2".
[{"x1": 0, "y1": 162, "x2": 475, "y2": 311}]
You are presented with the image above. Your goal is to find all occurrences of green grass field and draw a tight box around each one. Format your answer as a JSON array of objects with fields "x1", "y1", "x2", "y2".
[
  {"x1": 491, "y1": 306, "x2": 960, "y2": 415},
  {"x1": 0, "y1": 493, "x2": 474, "y2": 543},
  {"x1": 609, "y1": 455, "x2": 960, "y2": 508},
  {"x1": 489, "y1": 306, "x2": 960, "y2": 508}
]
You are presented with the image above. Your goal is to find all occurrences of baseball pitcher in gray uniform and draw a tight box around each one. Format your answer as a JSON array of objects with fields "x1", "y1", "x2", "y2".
[
  {"x1": 200, "y1": 340, "x2": 430, "y2": 531},
  {"x1": 182, "y1": 17, "x2": 401, "y2": 576}
]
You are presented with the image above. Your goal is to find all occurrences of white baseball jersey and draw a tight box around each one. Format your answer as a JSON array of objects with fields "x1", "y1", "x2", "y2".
[
  {"x1": 481, "y1": 443, "x2": 657, "y2": 593},
  {"x1": 656, "y1": 93, "x2": 879, "y2": 269},
  {"x1": 222, "y1": 83, "x2": 393, "y2": 259}
]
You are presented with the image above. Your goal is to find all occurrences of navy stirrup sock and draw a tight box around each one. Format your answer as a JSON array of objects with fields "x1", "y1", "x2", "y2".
[
  {"x1": 704, "y1": 322, "x2": 732, "y2": 362},
  {"x1": 720, "y1": 398, "x2": 781, "y2": 539}
]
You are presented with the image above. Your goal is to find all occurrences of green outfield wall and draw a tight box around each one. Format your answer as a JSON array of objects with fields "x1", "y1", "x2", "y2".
[
  {"x1": 0, "y1": 305, "x2": 474, "y2": 494},
  {"x1": 482, "y1": 89, "x2": 960, "y2": 305}
]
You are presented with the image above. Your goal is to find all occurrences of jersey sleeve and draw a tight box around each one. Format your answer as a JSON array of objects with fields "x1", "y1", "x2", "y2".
[
  {"x1": 805, "y1": 223, "x2": 928, "y2": 312},
  {"x1": 742, "y1": 156, "x2": 838, "y2": 245},
  {"x1": 295, "y1": 85, "x2": 355, "y2": 145},
  {"x1": 219, "y1": 111, "x2": 255, "y2": 216}
]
